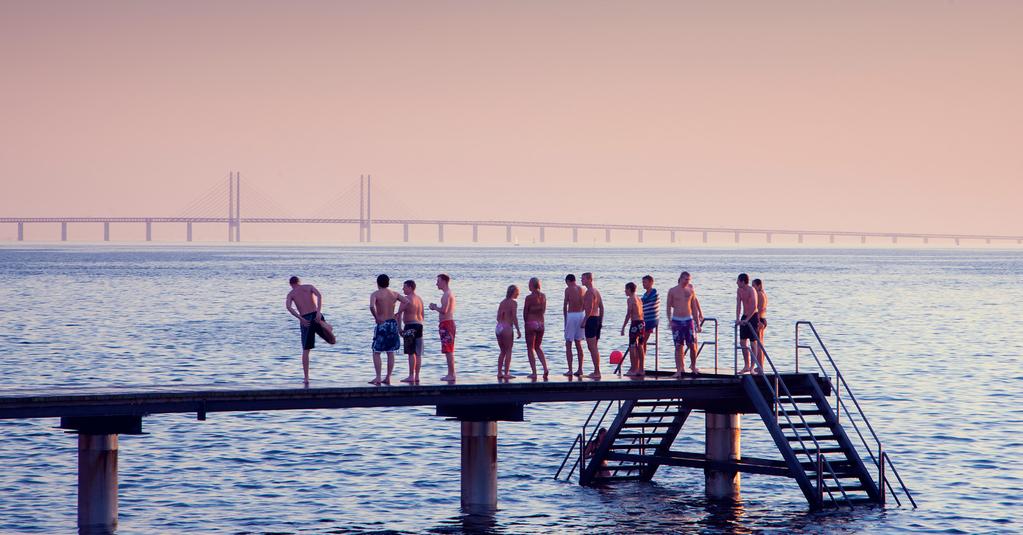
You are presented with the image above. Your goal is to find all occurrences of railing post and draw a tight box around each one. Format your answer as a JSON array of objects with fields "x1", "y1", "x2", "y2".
[
  {"x1": 879, "y1": 447, "x2": 887, "y2": 507},
  {"x1": 836, "y1": 379, "x2": 841, "y2": 425},
  {"x1": 817, "y1": 451, "x2": 824, "y2": 505},
  {"x1": 794, "y1": 323, "x2": 799, "y2": 373},
  {"x1": 714, "y1": 319, "x2": 719, "y2": 374}
]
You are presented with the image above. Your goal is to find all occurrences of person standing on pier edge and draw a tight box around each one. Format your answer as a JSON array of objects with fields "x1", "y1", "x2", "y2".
[
  {"x1": 581, "y1": 272, "x2": 604, "y2": 379},
  {"x1": 735, "y1": 273, "x2": 761, "y2": 374},
  {"x1": 430, "y1": 273, "x2": 458, "y2": 382},
  {"x1": 640, "y1": 275, "x2": 659, "y2": 369},
  {"x1": 523, "y1": 277, "x2": 550, "y2": 379},
  {"x1": 563, "y1": 274, "x2": 586, "y2": 377},
  {"x1": 666, "y1": 271, "x2": 702, "y2": 377},
  {"x1": 396, "y1": 280, "x2": 424, "y2": 384},
  {"x1": 621, "y1": 282, "x2": 646, "y2": 377},
  {"x1": 369, "y1": 274, "x2": 407, "y2": 385},
  {"x1": 496, "y1": 285, "x2": 521, "y2": 380},
  {"x1": 285, "y1": 276, "x2": 331, "y2": 386},
  {"x1": 752, "y1": 278, "x2": 769, "y2": 366}
]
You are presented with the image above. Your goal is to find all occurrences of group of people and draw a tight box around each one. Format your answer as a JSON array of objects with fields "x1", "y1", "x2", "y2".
[{"x1": 284, "y1": 271, "x2": 769, "y2": 386}]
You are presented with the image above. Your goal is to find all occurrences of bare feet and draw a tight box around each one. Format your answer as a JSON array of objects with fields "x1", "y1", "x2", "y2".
[
  {"x1": 586, "y1": 372, "x2": 601, "y2": 379},
  {"x1": 527, "y1": 373, "x2": 538, "y2": 379},
  {"x1": 690, "y1": 367, "x2": 701, "y2": 375},
  {"x1": 368, "y1": 378, "x2": 382, "y2": 385},
  {"x1": 382, "y1": 377, "x2": 391, "y2": 385},
  {"x1": 573, "y1": 370, "x2": 584, "y2": 377},
  {"x1": 563, "y1": 371, "x2": 574, "y2": 377},
  {"x1": 670, "y1": 372, "x2": 684, "y2": 379},
  {"x1": 441, "y1": 374, "x2": 456, "y2": 382},
  {"x1": 737, "y1": 367, "x2": 752, "y2": 375},
  {"x1": 400, "y1": 376, "x2": 414, "y2": 383}
]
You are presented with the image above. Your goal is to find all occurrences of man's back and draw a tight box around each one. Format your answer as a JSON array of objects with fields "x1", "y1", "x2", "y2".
[
  {"x1": 372, "y1": 289, "x2": 401, "y2": 322},
  {"x1": 403, "y1": 294, "x2": 425, "y2": 323},
  {"x1": 738, "y1": 286, "x2": 758, "y2": 317},
  {"x1": 564, "y1": 286, "x2": 584, "y2": 312},
  {"x1": 289, "y1": 284, "x2": 319, "y2": 315}
]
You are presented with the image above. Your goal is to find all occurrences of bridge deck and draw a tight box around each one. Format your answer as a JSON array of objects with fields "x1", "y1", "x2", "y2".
[{"x1": 0, "y1": 371, "x2": 828, "y2": 420}]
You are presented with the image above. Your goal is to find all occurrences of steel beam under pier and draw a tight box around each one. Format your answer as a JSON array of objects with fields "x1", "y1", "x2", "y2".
[
  {"x1": 706, "y1": 413, "x2": 741, "y2": 499},
  {"x1": 17, "y1": 222, "x2": 23, "y2": 241},
  {"x1": 103, "y1": 222, "x2": 110, "y2": 242},
  {"x1": 61, "y1": 222, "x2": 68, "y2": 241}
]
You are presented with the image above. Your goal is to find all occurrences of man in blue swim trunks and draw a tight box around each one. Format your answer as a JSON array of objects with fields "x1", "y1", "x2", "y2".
[
  {"x1": 666, "y1": 271, "x2": 703, "y2": 377},
  {"x1": 369, "y1": 274, "x2": 408, "y2": 385}
]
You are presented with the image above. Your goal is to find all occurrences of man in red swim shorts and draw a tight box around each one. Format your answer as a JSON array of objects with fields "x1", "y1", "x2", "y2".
[{"x1": 429, "y1": 273, "x2": 457, "y2": 382}]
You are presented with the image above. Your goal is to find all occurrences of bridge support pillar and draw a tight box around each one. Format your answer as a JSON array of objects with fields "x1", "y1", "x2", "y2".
[
  {"x1": 766, "y1": 232, "x2": 772, "y2": 244},
  {"x1": 986, "y1": 238, "x2": 991, "y2": 245},
  {"x1": 146, "y1": 221, "x2": 152, "y2": 242},
  {"x1": 539, "y1": 227, "x2": 545, "y2": 243},
  {"x1": 861, "y1": 235, "x2": 866, "y2": 244},
  {"x1": 438, "y1": 224, "x2": 444, "y2": 243},
  {"x1": 671, "y1": 230, "x2": 676, "y2": 243},
  {"x1": 61, "y1": 222, "x2": 68, "y2": 241},
  {"x1": 705, "y1": 413, "x2": 741, "y2": 500},
  {"x1": 638, "y1": 229, "x2": 644, "y2": 243},
  {"x1": 572, "y1": 227, "x2": 578, "y2": 243},
  {"x1": 403, "y1": 224, "x2": 410, "y2": 243},
  {"x1": 472, "y1": 225, "x2": 478, "y2": 243},
  {"x1": 829, "y1": 234, "x2": 835, "y2": 244},
  {"x1": 702, "y1": 231, "x2": 708, "y2": 244},
  {"x1": 103, "y1": 222, "x2": 110, "y2": 242},
  {"x1": 605, "y1": 229, "x2": 611, "y2": 243},
  {"x1": 505, "y1": 226, "x2": 512, "y2": 243},
  {"x1": 461, "y1": 421, "x2": 498, "y2": 511},
  {"x1": 955, "y1": 238, "x2": 960, "y2": 246},
  {"x1": 891, "y1": 236, "x2": 897, "y2": 244},
  {"x1": 186, "y1": 222, "x2": 192, "y2": 242},
  {"x1": 17, "y1": 222, "x2": 24, "y2": 241},
  {"x1": 734, "y1": 231, "x2": 740, "y2": 243},
  {"x1": 923, "y1": 236, "x2": 929, "y2": 244},
  {"x1": 798, "y1": 233, "x2": 804, "y2": 244}
]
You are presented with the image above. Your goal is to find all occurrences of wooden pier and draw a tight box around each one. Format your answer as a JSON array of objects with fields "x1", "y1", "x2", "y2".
[{"x1": 0, "y1": 321, "x2": 916, "y2": 532}]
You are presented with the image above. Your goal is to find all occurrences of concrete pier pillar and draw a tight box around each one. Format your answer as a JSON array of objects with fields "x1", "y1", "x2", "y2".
[
  {"x1": 605, "y1": 228, "x2": 611, "y2": 243},
  {"x1": 78, "y1": 434, "x2": 118, "y2": 533},
  {"x1": 472, "y1": 224, "x2": 478, "y2": 243},
  {"x1": 461, "y1": 421, "x2": 498, "y2": 510},
  {"x1": 702, "y1": 231, "x2": 708, "y2": 244},
  {"x1": 539, "y1": 227, "x2": 545, "y2": 243},
  {"x1": 706, "y1": 413, "x2": 741, "y2": 499},
  {"x1": 638, "y1": 229, "x2": 644, "y2": 243},
  {"x1": 505, "y1": 225, "x2": 512, "y2": 243},
  {"x1": 572, "y1": 227, "x2": 578, "y2": 243},
  {"x1": 403, "y1": 224, "x2": 410, "y2": 243},
  {"x1": 17, "y1": 222, "x2": 24, "y2": 241},
  {"x1": 438, "y1": 224, "x2": 444, "y2": 243},
  {"x1": 61, "y1": 222, "x2": 68, "y2": 241},
  {"x1": 145, "y1": 221, "x2": 152, "y2": 242},
  {"x1": 186, "y1": 222, "x2": 193, "y2": 242},
  {"x1": 671, "y1": 230, "x2": 676, "y2": 243}
]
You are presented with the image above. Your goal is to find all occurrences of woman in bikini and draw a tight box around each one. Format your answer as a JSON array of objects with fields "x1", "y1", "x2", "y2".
[
  {"x1": 522, "y1": 277, "x2": 549, "y2": 379},
  {"x1": 496, "y1": 285, "x2": 521, "y2": 379}
]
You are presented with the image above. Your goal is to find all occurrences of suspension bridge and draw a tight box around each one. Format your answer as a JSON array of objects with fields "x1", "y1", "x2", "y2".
[{"x1": 1, "y1": 173, "x2": 1020, "y2": 246}]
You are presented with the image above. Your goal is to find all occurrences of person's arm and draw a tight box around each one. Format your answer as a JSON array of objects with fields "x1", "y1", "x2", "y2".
[
  {"x1": 598, "y1": 294, "x2": 605, "y2": 319},
  {"x1": 692, "y1": 291, "x2": 703, "y2": 333},
  {"x1": 735, "y1": 291, "x2": 742, "y2": 324},
  {"x1": 665, "y1": 290, "x2": 673, "y2": 322},
  {"x1": 563, "y1": 290, "x2": 569, "y2": 319},
  {"x1": 437, "y1": 292, "x2": 452, "y2": 315},
  {"x1": 513, "y1": 302, "x2": 521, "y2": 338},
  {"x1": 395, "y1": 299, "x2": 407, "y2": 328},
  {"x1": 286, "y1": 294, "x2": 307, "y2": 324},
  {"x1": 369, "y1": 294, "x2": 378, "y2": 321},
  {"x1": 621, "y1": 299, "x2": 631, "y2": 336}
]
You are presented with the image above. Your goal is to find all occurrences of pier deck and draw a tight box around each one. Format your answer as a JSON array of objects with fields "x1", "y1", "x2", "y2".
[{"x1": 0, "y1": 371, "x2": 827, "y2": 421}]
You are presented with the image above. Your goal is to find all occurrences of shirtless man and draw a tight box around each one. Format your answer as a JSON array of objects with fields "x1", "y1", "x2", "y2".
[
  {"x1": 666, "y1": 271, "x2": 704, "y2": 377},
  {"x1": 562, "y1": 274, "x2": 586, "y2": 377},
  {"x1": 735, "y1": 273, "x2": 761, "y2": 374},
  {"x1": 429, "y1": 273, "x2": 457, "y2": 382},
  {"x1": 580, "y1": 272, "x2": 604, "y2": 379},
  {"x1": 369, "y1": 274, "x2": 407, "y2": 385},
  {"x1": 753, "y1": 278, "x2": 768, "y2": 370},
  {"x1": 523, "y1": 277, "x2": 549, "y2": 379},
  {"x1": 285, "y1": 276, "x2": 329, "y2": 385},
  {"x1": 620, "y1": 282, "x2": 645, "y2": 377},
  {"x1": 396, "y1": 280, "x2": 425, "y2": 384}
]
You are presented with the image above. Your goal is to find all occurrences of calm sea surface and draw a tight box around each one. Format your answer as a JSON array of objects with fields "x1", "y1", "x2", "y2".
[{"x1": 1, "y1": 245, "x2": 1021, "y2": 534}]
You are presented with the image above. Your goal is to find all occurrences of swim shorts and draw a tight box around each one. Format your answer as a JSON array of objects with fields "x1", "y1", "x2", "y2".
[
  {"x1": 372, "y1": 319, "x2": 401, "y2": 352},
  {"x1": 564, "y1": 311, "x2": 585, "y2": 341},
  {"x1": 585, "y1": 316, "x2": 603, "y2": 340},
  {"x1": 739, "y1": 314, "x2": 760, "y2": 341},
  {"x1": 403, "y1": 322, "x2": 424, "y2": 356},
  {"x1": 300, "y1": 312, "x2": 325, "y2": 350},
  {"x1": 671, "y1": 317, "x2": 695, "y2": 348},
  {"x1": 439, "y1": 319, "x2": 456, "y2": 353},
  {"x1": 628, "y1": 320, "x2": 645, "y2": 346}
]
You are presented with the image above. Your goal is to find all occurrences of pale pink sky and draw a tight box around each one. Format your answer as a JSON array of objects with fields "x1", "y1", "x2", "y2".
[{"x1": 1, "y1": 1, "x2": 1021, "y2": 242}]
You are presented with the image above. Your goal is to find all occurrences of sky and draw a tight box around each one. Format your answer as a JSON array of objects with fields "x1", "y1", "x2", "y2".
[{"x1": 1, "y1": 1, "x2": 1021, "y2": 242}]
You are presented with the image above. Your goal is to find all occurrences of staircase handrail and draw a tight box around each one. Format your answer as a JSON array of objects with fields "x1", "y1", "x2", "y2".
[{"x1": 795, "y1": 320, "x2": 917, "y2": 508}]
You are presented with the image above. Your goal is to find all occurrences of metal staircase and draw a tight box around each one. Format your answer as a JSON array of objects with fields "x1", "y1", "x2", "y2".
[{"x1": 555, "y1": 318, "x2": 916, "y2": 511}]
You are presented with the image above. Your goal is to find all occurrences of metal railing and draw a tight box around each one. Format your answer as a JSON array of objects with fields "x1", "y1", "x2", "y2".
[{"x1": 795, "y1": 321, "x2": 917, "y2": 508}]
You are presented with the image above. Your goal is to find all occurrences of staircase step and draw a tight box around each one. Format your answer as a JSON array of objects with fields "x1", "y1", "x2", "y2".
[
  {"x1": 781, "y1": 409, "x2": 825, "y2": 416},
  {"x1": 630, "y1": 411, "x2": 684, "y2": 418},
  {"x1": 786, "y1": 434, "x2": 837, "y2": 442},
  {"x1": 609, "y1": 444, "x2": 661, "y2": 450},
  {"x1": 616, "y1": 432, "x2": 669, "y2": 440},
  {"x1": 806, "y1": 470, "x2": 860, "y2": 479},
  {"x1": 791, "y1": 446, "x2": 845, "y2": 455},
  {"x1": 621, "y1": 422, "x2": 675, "y2": 428},
  {"x1": 776, "y1": 395, "x2": 817, "y2": 403},
  {"x1": 594, "y1": 475, "x2": 645, "y2": 481},
  {"x1": 633, "y1": 400, "x2": 684, "y2": 407},
  {"x1": 801, "y1": 460, "x2": 853, "y2": 470},
  {"x1": 824, "y1": 484, "x2": 867, "y2": 493},
  {"x1": 605, "y1": 464, "x2": 645, "y2": 472},
  {"x1": 779, "y1": 421, "x2": 830, "y2": 429}
]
